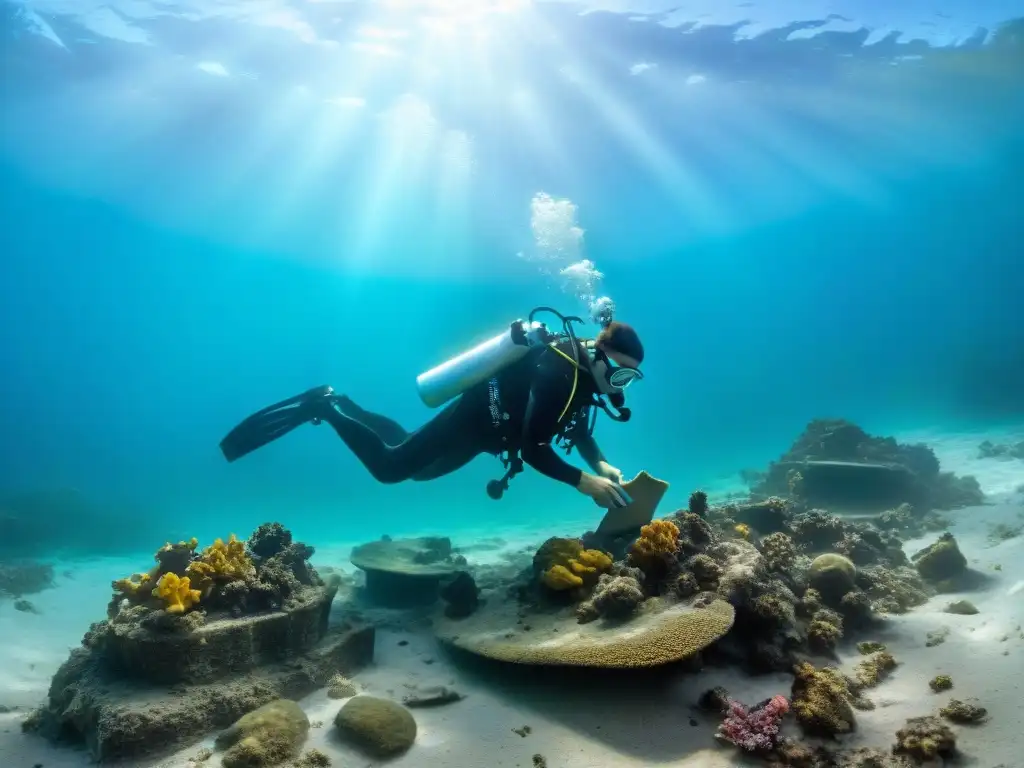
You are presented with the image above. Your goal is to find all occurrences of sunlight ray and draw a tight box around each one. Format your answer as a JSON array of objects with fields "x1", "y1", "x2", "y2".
[
  {"x1": 264, "y1": 51, "x2": 385, "y2": 228},
  {"x1": 199, "y1": 84, "x2": 321, "y2": 224},
  {"x1": 517, "y1": 15, "x2": 731, "y2": 233},
  {"x1": 563, "y1": 61, "x2": 730, "y2": 230},
  {"x1": 348, "y1": 92, "x2": 441, "y2": 264},
  {"x1": 716, "y1": 87, "x2": 888, "y2": 207}
]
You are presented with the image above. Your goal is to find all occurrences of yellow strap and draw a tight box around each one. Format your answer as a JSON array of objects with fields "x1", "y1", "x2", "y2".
[{"x1": 546, "y1": 344, "x2": 580, "y2": 423}]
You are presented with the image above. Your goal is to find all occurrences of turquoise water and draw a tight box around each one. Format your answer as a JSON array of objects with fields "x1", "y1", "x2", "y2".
[{"x1": 1, "y1": 3, "x2": 1023, "y2": 551}]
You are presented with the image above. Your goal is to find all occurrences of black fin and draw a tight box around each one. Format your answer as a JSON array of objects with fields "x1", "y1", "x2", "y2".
[{"x1": 219, "y1": 385, "x2": 333, "y2": 462}]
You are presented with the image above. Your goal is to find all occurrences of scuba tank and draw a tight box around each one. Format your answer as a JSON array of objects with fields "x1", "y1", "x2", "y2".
[
  {"x1": 415, "y1": 315, "x2": 560, "y2": 408},
  {"x1": 415, "y1": 302, "x2": 616, "y2": 409}
]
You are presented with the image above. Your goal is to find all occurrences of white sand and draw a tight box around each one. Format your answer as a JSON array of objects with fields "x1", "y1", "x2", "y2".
[
  {"x1": 2, "y1": 437, "x2": 1023, "y2": 767},
  {"x1": 895, "y1": 424, "x2": 1024, "y2": 501}
]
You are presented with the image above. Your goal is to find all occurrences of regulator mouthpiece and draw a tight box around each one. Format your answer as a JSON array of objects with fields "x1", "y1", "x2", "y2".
[{"x1": 590, "y1": 296, "x2": 615, "y2": 328}]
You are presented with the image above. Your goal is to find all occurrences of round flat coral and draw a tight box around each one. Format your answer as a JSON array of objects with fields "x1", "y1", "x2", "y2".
[{"x1": 435, "y1": 596, "x2": 735, "y2": 668}]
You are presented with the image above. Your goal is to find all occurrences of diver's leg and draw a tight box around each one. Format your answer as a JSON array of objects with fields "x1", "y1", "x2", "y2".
[
  {"x1": 316, "y1": 398, "x2": 480, "y2": 484},
  {"x1": 411, "y1": 445, "x2": 481, "y2": 481},
  {"x1": 332, "y1": 395, "x2": 409, "y2": 446}
]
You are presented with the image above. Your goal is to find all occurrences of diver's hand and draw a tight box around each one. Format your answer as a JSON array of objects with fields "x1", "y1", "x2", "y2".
[
  {"x1": 576, "y1": 472, "x2": 631, "y2": 509},
  {"x1": 595, "y1": 461, "x2": 624, "y2": 484}
]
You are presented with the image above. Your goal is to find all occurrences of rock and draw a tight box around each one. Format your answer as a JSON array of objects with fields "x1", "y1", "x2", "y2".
[
  {"x1": 334, "y1": 696, "x2": 416, "y2": 757},
  {"x1": 22, "y1": 623, "x2": 374, "y2": 762},
  {"x1": 215, "y1": 699, "x2": 309, "y2": 767},
  {"x1": 912, "y1": 533, "x2": 967, "y2": 583},
  {"x1": 439, "y1": 572, "x2": 480, "y2": 619},
  {"x1": 402, "y1": 685, "x2": 464, "y2": 708},
  {"x1": 943, "y1": 599, "x2": 978, "y2": 615}
]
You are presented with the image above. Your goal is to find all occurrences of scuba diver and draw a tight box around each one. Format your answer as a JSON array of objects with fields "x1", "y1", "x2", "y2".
[{"x1": 219, "y1": 307, "x2": 644, "y2": 509}]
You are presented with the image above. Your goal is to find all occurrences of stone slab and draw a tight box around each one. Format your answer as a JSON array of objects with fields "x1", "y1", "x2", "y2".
[{"x1": 106, "y1": 583, "x2": 338, "y2": 685}]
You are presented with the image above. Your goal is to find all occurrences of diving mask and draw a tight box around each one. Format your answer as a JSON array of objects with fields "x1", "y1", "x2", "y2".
[{"x1": 591, "y1": 347, "x2": 643, "y2": 392}]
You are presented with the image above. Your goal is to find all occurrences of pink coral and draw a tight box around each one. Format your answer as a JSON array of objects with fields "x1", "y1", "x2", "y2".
[{"x1": 717, "y1": 695, "x2": 789, "y2": 752}]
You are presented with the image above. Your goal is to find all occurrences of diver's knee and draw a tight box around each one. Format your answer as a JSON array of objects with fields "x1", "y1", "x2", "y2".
[{"x1": 371, "y1": 466, "x2": 409, "y2": 484}]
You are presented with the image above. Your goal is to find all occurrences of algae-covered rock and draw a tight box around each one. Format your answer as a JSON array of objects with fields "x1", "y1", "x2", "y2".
[
  {"x1": 939, "y1": 698, "x2": 987, "y2": 724},
  {"x1": 856, "y1": 641, "x2": 886, "y2": 654},
  {"x1": 929, "y1": 674, "x2": 953, "y2": 692},
  {"x1": 807, "y1": 609, "x2": 844, "y2": 654},
  {"x1": 893, "y1": 715, "x2": 956, "y2": 761},
  {"x1": 215, "y1": 699, "x2": 309, "y2": 767},
  {"x1": 858, "y1": 564, "x2": 932, "y2": 614},
  {"x1": 853, "y1": 651, "x2": 897, "y2": 688},
  {"x1": 334, "y1": 696, "x2": 416, "y2": 757},
  {"x1": 791, "y1": 661, "x2": 857, "y2": 737},
  {"x1": 912, "y1": 532, "x2": 967, "y2": 583},
  {"x1": 943, "y1": 599, "x2": 978, "y2": 615}
]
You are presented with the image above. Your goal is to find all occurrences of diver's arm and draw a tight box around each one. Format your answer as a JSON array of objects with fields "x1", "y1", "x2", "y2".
[
  {"x1": 568, "y1": 419, "x2": 607, "y2": 472},
  {"x1": 520, "y1": 363, "x2": 584, "y2": 487}
]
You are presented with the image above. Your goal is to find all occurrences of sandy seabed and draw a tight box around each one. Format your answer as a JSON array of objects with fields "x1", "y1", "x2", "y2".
[{"x1": 1, "y1": 428, "x2": 1022, "y2": 767}]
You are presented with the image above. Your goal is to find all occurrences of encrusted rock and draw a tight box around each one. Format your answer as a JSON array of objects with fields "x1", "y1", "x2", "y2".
[
  {"x1": 334, "y1": 696, "x2": 416, "y2": 757},
  {"x1": 23, "y1": 620, "x2": 373, "y2": 761},
  {"x1": 215, "y1": 698, "x2": 309, "y2": 768}
]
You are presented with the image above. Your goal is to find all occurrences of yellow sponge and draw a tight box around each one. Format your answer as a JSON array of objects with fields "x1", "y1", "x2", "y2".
[
  {"x1": 152, "y1": 572, "x2": 202, "y2": 614},
  {"x1": 542, "y1": 565, "x2": 584, "y2": 591}
]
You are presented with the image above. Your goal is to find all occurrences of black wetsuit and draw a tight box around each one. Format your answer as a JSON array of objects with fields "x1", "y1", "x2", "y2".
[{"x1": 316, "y1": 343, "x2": 599, "y2": 486}]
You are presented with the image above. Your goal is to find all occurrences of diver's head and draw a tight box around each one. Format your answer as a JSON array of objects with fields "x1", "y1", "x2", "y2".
[{"x1": 589, "y1": 321, "x2": 644, "y2": 395}]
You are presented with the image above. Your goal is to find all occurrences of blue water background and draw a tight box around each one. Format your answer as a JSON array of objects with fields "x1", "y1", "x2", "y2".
[{"x1": 1, "y1": 3, "x2": 1022, "y2": 551}]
